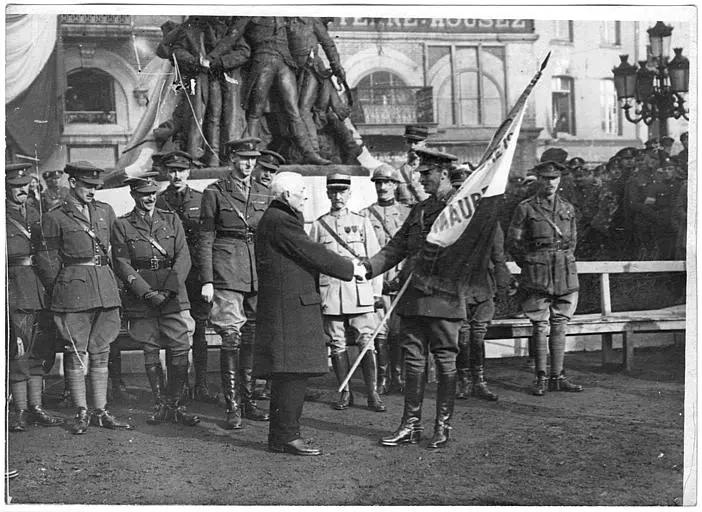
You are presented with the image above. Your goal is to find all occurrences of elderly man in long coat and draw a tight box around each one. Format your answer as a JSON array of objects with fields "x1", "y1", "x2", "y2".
[{"x1": 254, "y1": 171, "x2": 361, "y2": 456}]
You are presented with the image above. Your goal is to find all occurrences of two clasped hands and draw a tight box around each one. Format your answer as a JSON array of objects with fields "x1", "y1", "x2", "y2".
[{"x1": 352, "y1": 258, "x2": 368, "y2": 282}]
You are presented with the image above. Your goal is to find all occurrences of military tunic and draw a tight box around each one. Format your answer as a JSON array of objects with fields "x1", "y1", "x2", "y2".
[{"x1": 41, "y1": 185, "x2": 70, "y2": 212}]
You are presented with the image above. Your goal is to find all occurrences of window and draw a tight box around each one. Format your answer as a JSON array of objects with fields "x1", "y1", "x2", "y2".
[
  {"x1": 356, "y1": 71, "x2": 416, "y2": 124},
  {"x1": 552, "y1": 76, "x2": 575, "y2": 136},
  {"x1": 65, "y1": 68, "x2": 116, "y2": 124},
  {"x1": 602, "y1": 21, "x2": 621, "y2": 46},
  {"x1": 430, "y1": 45, "x2": 506, "y2": 127},
  {"x1": 600, "y1": 79, "x2": 622, "y2": 135},
  {"x1": 554, "y1": 20, "x2": 574, "y2": 42}
]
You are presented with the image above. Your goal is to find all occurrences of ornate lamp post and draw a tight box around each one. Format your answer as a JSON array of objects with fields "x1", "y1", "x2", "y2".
[{"x1": 611, "y1": 21, "x2": 689, "y2": 137}]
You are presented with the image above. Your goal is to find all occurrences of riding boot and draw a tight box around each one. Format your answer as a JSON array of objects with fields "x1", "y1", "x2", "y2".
[
  {"x1": 239, "y1": 368, "x2": 270, "y2": 421},
  {"x1": 427, "y1": 372, "x2": 457, "y2": 449},
  {"x1": 291, "y1": 119, "x2": 332, "y2": 165},
  {"x1": 166, "y1": 347, "x2": 189, "y2": 403},
  {"x1": 168, "y1": 362, "x2": 200, "y2": 426},
  {"x1": 375, "y1": 335, "x2": 390, "y2": 395},
  {"x1": 220, "y1": 348, "x2": 242, "y2": 429},
  {"x1": 389, "y1": 336, "x2": 405, "y2": 394},
  {"x1": 380, "y1": 370, "x2": 425, "y2": 446},
  {"x1": 108, "y1": 347, "x2": 136, "y2": 404},
  {"x1": 456, "y1": 369, "x2": 471, "y2": 399},
  {"x1": 191, "y1": 322, "x2": 218, "y2": 404},
  {"x1": 145, "y1": 363, "x2": 170, "y2": 425},
  {"x1": 455, "y1": 328, "x2": 470, "y2": 399},
  {"x1": 469, "y1": 333, "x2": 498, "y2": 401},
  {"x1": 361, "y1": 350, "x2": 386, "y2": 412},
  {"x1": 330, "y1": 352, "x2": 354, "y2": 410}
]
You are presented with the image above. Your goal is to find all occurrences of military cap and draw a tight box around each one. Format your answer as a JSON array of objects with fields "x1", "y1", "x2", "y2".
[
  {"x1": 124, "y1": 172, "x2": 160, "y2": 194},
  {"x1": 257, "y1": 149, "x2": 286, "y2": 172},
  {"x1": 568, "y1": 157, "x2": 586, "y2": 169},
  {"x1": 615, "y1": 147, "x2": 637, "y2": 159},
  {"x1": 65, "y1": 161, "x2": 105, "y2": 185},
  {"x1": 6, "y1": 162, "x2": 34, "y2": 186},
  {"x1": 660, "y1": 135, "x2": 674, "y2": 147},
  {"x1": 404, "y1": 125, "x2": 429, "y2": 142},
  {"x1": 534, "y1": 161, "x2": 565, "y2": 178},
  {"x1": 42, "y1": 169, "x2": 63, "y2": 180},
  {"x1": 162, "y1": 150, "x2": 194, "y2": 169},
  {"x1": 658, "y1": 154, "x2": 678, "y2": 169},
  {"x1": 540, "y1": 147, "x2": 568, "y2": 164},
  {"x1": 326, "y1": 173, "x2": 351, "y2": 190},
  {"x1": 371, "y1": 164, "x2": 401, "y2": 183},
  {"x1": 223, "y1": 137, "x2": 261, "y2": 157},
  {"x1": 415, "y1": 147, "x2": 458, "y2": 172}
]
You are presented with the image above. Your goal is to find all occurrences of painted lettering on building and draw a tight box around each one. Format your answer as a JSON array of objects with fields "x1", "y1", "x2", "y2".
[{"x1": 333, "y1": 18, "x2": 533, "y2": 33}]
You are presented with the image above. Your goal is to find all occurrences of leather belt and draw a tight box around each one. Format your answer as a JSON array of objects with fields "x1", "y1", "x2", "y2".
[
  {"x1": 7, "y1": 255, "x2": 34, "y2": 266},
  {"x1": 528, "y1": 241, "x2": 570, "y2": 251},
  {"x1": 64, "y1": 255, "x2": 110, "y2": 266},
  {"x1": 133, "y1": 258, "x2": 173, "y2": 271},
  {"x1": 216, "y1": 230, "x2": 255, "y2": 242}
]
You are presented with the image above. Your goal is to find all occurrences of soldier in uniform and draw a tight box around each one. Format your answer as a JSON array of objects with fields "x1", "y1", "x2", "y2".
[
  {"x1": 625, "y1": 148, "x2": 659, "y2": 259},
  {"x1": 34, "y1": 161, "x2": 133, "y2": 434},
  {"x1": 155, "y1": 150, "x2": 217, "y2": 403},
  {"x1": 41, "y1": 169, "x2": 70, "y2": 211},
  {"x1": 539, "y1": 148, "x2": 572, "y2": 200},
  {"x1": 363, "y1": 148, "x2": 466, "y2": 449},
  {"x1": 506, "y1": 160, "x2": 584, "y2": 396},
  {"x1": 360, "y1": 164, "x2": 411, "y2": 395},
  {"x1": 396, "y1": 125, "x2": 430, "y2": 206},
  {"x1": 449, "y1": 167, "x2": 511, "y2": 402},
  {"x1": 641, "y1": 154, "x2": 680, "y2": 260},
  {"x1": 309, "y1": 173, "x2": 385, "y2": 412},
  {"x1": 253, "y1": 149, "x2": 286, "y2": 188},
  {"x1": 199, "y1": 137, "x2": 272, "y2": 429},
  {"x1": 6, "y1": 163, "x2": 63, "y2": 432},
  {"x1": 112, "y1": 173, "x2": 200, "y2": 426}
]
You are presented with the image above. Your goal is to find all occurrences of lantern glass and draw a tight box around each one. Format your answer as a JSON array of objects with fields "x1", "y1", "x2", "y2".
[
  {"x1": 648, "y1": 21, "x2": 673, "y2": 59},
  {"x1": 635, "y1": 68, "x2": 654, "y2": 100},
  {"x1": 669, "y1": 67, "x2": 689, "y2": 93},
  {"x1": 612, "y1": 55, "x2": 638, "y2": 99}
]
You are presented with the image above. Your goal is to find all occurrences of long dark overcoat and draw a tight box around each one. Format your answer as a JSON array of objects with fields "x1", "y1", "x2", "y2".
[{"x1": 253, "y1": 200, "x2": 354, "y2": 377}]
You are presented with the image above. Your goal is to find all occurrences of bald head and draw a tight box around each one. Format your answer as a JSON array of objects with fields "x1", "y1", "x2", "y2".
[{"x1": 271, "y1": 172, "x2": 307, "y2": 213}]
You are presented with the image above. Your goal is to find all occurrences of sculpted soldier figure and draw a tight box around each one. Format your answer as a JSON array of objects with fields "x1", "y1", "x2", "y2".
[
  {"x1": 506, "y1": 160, "x2": 584, "y2": 396},
  {"x1": 155, "y1": 151, "x2": 217, "y2": 403},
  {"x1": 112, "y1": 173, "x2": 200, "y2": 426},
  {"x1": 205, "y1": 17, "x2": 331, "y2": 165},
  {"x1": 6, "y1": 163, "x2": 63, "y2": 432},
  {"x1": 309, "y1": 173, "x2": 385, "y2": 413},
  {"x1": 34, "y1": 161, "x2": 133, "y2": 434},
  {"x1": 360, "y1": 164, "x2": 411, "y2": 395},
  {"x1": 199, "y1": 137, "x2": 272, "y2": 429}
]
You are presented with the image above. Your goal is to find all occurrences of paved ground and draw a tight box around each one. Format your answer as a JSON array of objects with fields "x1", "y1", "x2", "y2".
[{"x1": 5, "y1": 344, "x2": 685, "y2": 506}]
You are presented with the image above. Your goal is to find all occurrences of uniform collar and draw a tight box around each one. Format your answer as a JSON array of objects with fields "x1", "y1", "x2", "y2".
[{"x1": 329, "y1": 207, "x2": 348, "y2": 218}]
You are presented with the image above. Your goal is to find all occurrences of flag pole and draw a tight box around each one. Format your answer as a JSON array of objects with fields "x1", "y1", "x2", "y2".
[{"x1": 338, "y1": 273, "x2": 413, "y2": 393}]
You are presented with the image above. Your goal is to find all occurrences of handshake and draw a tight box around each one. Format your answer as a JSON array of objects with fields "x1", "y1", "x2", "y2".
[{"x1": 352, "y1": 258, "x2": 369, "y2": 281}]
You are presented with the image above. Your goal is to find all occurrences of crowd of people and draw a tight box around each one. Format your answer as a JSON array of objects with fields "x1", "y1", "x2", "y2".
[{"x1": 5, "y1": 121, "x2": 690, "y2": 461}]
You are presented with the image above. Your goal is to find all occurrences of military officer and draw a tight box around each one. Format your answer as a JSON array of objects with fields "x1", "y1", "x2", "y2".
[
  {"x1": 34, "y1": 161, "x2": 133, "y2": 434},
  {"x1": 6, "y1": 163, "x2": 63, "y2": 432},
  {"x1": 155, "y1": 150, "x2": 217, "y2": 404},
  {"x1": 253, "y1": 149, "x2": 286, "y2": 188},
  {"x1": 539, "y1": 148, "x2": 572, "y2": 201},
  {"x1": 360, "y1": 164, "x2": 410, "y2": 395},
  {"x1": 309, "y1": 173, "x2": 385, "y2": 412},
  {"x1": 506, "y1": 160, "x2": 584, "y2": 396},
  {"x1": 199, "y1": 137, "x2": 272, "y2": 429},
  {"x1": 397, "y1": 125, "x2": 430, "y2": 206},
  {"x1": 641, "y1": 154, "x2": 680, "y2": 260},
  {"x1": 41, "y1": 169, "x2": 70, "y2": 211},
  {"x1": 112, "y1": 172, "x2": 199, "y2": 426}
]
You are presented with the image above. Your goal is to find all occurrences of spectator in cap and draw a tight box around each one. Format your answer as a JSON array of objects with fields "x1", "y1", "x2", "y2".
[
  {"x1": 6, "y1": 163, "x2": 64, "y2": 432},
  {"x1": 154, "y1": 150, "x2": 218, "y2": 404},
  {"x1": 41, "y1": 169, "x2": 69, "y2": 211},
  {"x1": 540, "y1": 148, "x2": 572, "y2": 200},
  {"x1": 640, "y1": 154, "x2": 680, "y2": 259},
  {"x1": 675, "y1": 131, "x2": 688, "y2": 173},
  {"x1": 34, "y1": 161, "x2": 133, "y2": 434},
  {"x1": 309, "y1": 173, "x2": 385, "y2": 412},
  {"x1": 660, "y1": 136, "x2": 674, "y2": 155},
  {"x1": 253, "y1": 149, "x2": 286, "y2": 188},
  {"x1": 506, "y1": 160, "x2": 584, "y2": 396},
  {"x1": 111, "y1": 172, "x2": 200, "y2": 426},
  {"x1": 624, "y1": 149, "x2": 662, "y2": 259},
  {"x1": 397, "y1": 125, "x2": 430, "y2": 206},
  {"x1": 198, "y1": 136, "x2": 273, "y2": 429},
  {"x1": 360, "y1": 164, "x2": 411, "y2": 395}
]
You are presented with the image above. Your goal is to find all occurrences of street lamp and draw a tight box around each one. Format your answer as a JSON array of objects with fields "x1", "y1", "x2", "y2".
[{"x1": 611, "y1": 21, "x2": 689, "y2": 136}]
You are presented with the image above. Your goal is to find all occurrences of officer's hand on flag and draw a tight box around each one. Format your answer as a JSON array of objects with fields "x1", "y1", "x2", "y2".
[{"x1": 201, "y1": 283, "x2": 214, "y2": 303}]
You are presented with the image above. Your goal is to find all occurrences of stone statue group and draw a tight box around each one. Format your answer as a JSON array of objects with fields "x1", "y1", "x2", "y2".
[{"x1": 155, "y1": 16, "x2": 362, "y2": 167}]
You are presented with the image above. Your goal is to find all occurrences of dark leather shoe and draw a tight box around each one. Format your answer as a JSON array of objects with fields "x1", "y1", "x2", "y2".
[
  {"x1": 10, "y1": 410, "x2": 28, "y2": 432},
  {"x1": 471, "y1": 381, "x2": 499, "y2": 401},
  {"x1": 427, "y1": 424, "x2": 451, "y2": 449},
  {"x1": 224, "y1": 408, "x2": 242, "y2": 430},
  {"x1": 28, "y1": 406, "x2": 64, "y2": 426},
  {"x1": 243, "y1": 402, "x2": 270, "y2": 421},
  {"x1": 90, "y1": 409, "x2": 134, "y2": 430},
  {"x1": 268, "y1": 438, "x2": 322, "y2": 456},
  {"x1": 334, "y1": 390, "x2": 353, "y2": 410},
  {"x1": 71, "y1": 408, "x2": 90, "y2": 435},
  {"x1": 367, "y1": 392, "x2": 386, "y2": 413},
  {"x1": 379, "y1": 424, "x2": 423, "y2": 446},
  {"x1": 549, "y1": 375, "x2": 584, "y2": 392}
]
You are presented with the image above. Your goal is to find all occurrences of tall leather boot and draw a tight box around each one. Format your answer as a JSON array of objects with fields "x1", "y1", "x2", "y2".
[
  {"x1": 108, "y1": 347, "x2": 136, "y2": 404},
  {"x1": 469, "y1": 332, "x2": 498, "y2": 401},
  {"x1": 240, "y1": 368, "x2": 270, "y2": 421},
  {"x1": 389, "y1": 336, "x2": 405, "y2": 394},
  {"x1": 375, "y1": 335, "x2": 390, "y2": 395},
  {"x1": 220, "y1": 347, "x2": 242, "y2": 429},
  {"x1": 330, "y1": 352, "x2": 354, "y2": 410},
  {"x1": 455, "y1": 328, "x2": 470, "y2": 399},
  {"x1": 145, "y1": 363, "x2": 169, "y2": 425},
  {"x1": 380, "y1": 370, "x2": 425, "y2": 446},
  {"x1": 427, "y1": 372, "x2": 457, "y2": 449},
  {"x1": 191, "y1": 321, "x2": 218, "y2": 404},
  {"x1": 361, "y1": 350, "x2": 386, "y2": 412},
  {"x1": 291, "y1": 119, "x2": 332, "y2": 165},
  {"x1": 166, "y1": 347, "x2": 190, "y2": 403},
  {"x1": 168, "y1": 361, "x2": 200, "y2": 426}
]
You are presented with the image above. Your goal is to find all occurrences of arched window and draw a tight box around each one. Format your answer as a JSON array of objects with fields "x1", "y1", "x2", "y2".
[
  {"x1": 65, "y1": 68, "x2": 117, "y2": 124},
  {"x1": 356, "y1": 71, "x2": 414, "y2": 124}
]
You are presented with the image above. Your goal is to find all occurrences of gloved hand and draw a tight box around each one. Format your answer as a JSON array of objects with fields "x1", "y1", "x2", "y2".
[
  {"x1": 14, "y1": 337, "x2": 25, "y2": 359},
  {"x1": 201, "y1": 283, "x2": 214, "y2": 303},
  {"x1": 374, "y1": 296, "x2": 385, "y2": 311},
  {"x1": 144, "y1": 290, "x2": 167, "y2": 308}
]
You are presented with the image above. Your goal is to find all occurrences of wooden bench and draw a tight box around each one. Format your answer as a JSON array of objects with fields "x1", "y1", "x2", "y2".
[{"x1": 486, "y1": 260, "x2": 687, "y2": 371}]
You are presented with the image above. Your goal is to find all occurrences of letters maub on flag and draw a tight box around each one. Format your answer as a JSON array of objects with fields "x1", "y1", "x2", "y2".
[{"x1": 414, "y1": 53, "x2": 550, "y2": 291}]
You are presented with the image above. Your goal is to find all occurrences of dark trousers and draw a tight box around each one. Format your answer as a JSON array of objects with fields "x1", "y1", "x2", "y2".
[{"x1": 268, "y1": 373, "x2": 308, "y2": 444}]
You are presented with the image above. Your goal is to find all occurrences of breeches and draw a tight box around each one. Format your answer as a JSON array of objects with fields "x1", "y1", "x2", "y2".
[
  {"x1": 399, "y1": 316, "x2": 461, "y2": 374},
  {"x1": 522, "y1": 291, "x2": 579, "y2": 333},
  {"x1": 54, "y1": 307, "x2": 120, "y2": 356},
  {"x1": 8, "y1": 309, "x2": 54, "y2": 382},
  {"x1": 323, "y1": 313, "x2": 378, "y2": 356},
  {"x1": 127, "y1": 311, "x2": 192, "y2": 361},
  {"x1": 210, "y1": 289, "x2": 257, "y2": 336}
]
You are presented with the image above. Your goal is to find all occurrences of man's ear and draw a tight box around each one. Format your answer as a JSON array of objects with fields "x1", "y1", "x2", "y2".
[{"x1": 68, "y1": 177, "x2": 77, "y2": 189}]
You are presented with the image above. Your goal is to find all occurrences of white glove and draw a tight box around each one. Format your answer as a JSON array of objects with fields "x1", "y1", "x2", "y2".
[
  {"x1": 201, "y1": 283, "x2": 214, "y2": 303},
  {"x1": 352, "y1": 259, "x2": 368, "y2": 281}
]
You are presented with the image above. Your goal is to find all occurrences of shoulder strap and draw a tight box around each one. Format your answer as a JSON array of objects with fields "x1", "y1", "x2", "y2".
[
  {"x1": 531, "y1": 203, "x2": 564, "y2": 239},
  {"x1": 65, "y1": 211, "x2": 111, "y2": 257},
  {"x1": 317, "y1": 217, "x2": 362, "y2": 259},
  {"x1": 368, "y1": 205, "x2": 393, "y2": 238},
  {"x1": 7, "y1": 215, "x2": 31, "y2": 239},
  {"x1": 215, "y1": 182, "x2": 250, "y2": 228},
  {"x1": 123, "y1": 215, "x2": 170, "y2": 258}
]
